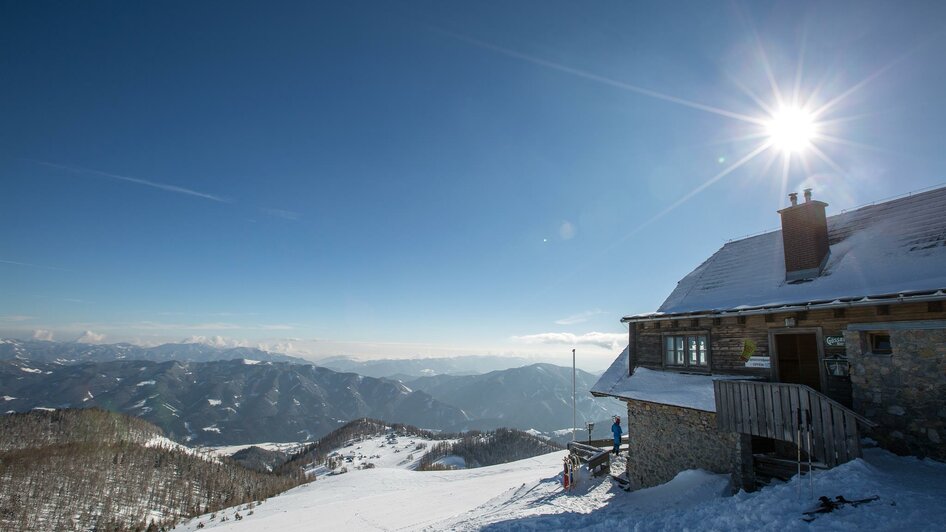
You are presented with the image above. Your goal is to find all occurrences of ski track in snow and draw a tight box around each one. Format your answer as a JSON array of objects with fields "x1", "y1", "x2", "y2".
[{"x1": 171, "y1": 446, "x2": 946, "y2": 532}]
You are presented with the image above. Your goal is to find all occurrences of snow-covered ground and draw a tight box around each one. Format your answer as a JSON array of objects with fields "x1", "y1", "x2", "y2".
[
  {"x1": 172, "y1": 446, "x2": 946, "y2": 531},
  {"x1": 204, "y1": 442, "x2": 308, "y2": 457},
  {"x1": 310, "y1": 433, "x2": 460, "y2": 472},
  {"x1": 142, "y1": 435, "x2": 218, "y2": 461}
]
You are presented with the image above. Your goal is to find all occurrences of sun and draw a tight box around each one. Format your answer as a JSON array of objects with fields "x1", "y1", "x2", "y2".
[{"x1": 765, "y1": 106, "x2": 817, "y2": 154}]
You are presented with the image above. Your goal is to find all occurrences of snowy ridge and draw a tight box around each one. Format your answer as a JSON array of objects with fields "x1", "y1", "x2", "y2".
[
  {"x1": 142, "y1": 435, "x2": 218, "y2": 462},
  {"x1": 306, "y1": 433, "x2": 461, "y2": 473},
  {"x1": 205, "y1": 441, "x2": 307, "y2": 458}
]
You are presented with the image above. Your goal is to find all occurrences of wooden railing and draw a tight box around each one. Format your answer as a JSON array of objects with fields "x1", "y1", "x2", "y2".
[
  {"x1": 582, "y1": 436, "x2": 628, "y2": 450},
  {"x1": 714, "y1": 380, "x2": 876, "y2": 467}
]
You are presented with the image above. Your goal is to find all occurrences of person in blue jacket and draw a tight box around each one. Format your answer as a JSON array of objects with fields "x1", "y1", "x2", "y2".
[{"x1": 611, "y1": 415, "x2": 622, "y2": 455}]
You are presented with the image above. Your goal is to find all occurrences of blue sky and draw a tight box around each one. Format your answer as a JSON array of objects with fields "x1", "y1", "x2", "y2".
[{"x1": 2, "y1": 1, "x2": 945, "y2": 369}]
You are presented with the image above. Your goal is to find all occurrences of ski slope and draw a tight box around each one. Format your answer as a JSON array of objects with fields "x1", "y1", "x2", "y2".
[
  {"x1": 172, "y1": 450, "x2": 568, "y2": 531},
  {"x1": 172, "y1": 446, "x2": 946, "y2": 531}
]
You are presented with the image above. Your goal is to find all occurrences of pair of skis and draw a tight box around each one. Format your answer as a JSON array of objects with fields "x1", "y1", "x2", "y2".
[
  {"x1": 802, "y1": 495, "x2": 880, "y2": 522},
  {"x1": 610, "y1": 474, "x2": 631, "y2": 492},
  {"x1": 797, "y1": 408, "x2": 814, "y2": 500}
]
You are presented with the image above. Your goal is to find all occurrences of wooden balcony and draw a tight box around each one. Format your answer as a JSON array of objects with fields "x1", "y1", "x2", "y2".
[{"x1": 714, "y1": 380, "x2": 876, "y2": 467}]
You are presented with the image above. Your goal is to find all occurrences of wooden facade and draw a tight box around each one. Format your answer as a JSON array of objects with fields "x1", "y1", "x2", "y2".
[
  {"x1": 615, "y1": 299, "x2": 946, "y2": 488},
  {"x1": 629, "y1": 300, "x2": 946, "y2": 407}
]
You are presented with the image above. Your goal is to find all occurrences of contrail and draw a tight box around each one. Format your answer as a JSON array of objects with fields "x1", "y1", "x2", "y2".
[
  {"x1": 35, "y1": 161, "x2": 231, "y2": 203},
  {"x1": 0, "y1": 259, "x2": 72, "y2": 272}
]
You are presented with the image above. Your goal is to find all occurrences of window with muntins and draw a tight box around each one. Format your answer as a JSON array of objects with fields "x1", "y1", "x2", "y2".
[
  {"x1": 664, "y1": 334, "x2": 709, "y2": 368},
  {"x1": 665, "y1": 336, "x2": 685, "y2": 365}
]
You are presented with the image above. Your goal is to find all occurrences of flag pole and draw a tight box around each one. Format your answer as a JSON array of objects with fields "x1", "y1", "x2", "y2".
[{"x1": 572, "y1": 348, "x2": 576, "y2": 442}]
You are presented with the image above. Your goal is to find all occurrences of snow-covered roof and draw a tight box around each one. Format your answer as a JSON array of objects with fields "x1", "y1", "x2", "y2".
[
  {"x1": 590, "y1": 347, "x2": 631, "y2": 397},
  {"x1": 630, "y1": 186, "x2": 946, "y2": 319},
  {"x1": 591, "y1": 349, "x2": 744, "y2": 412}
]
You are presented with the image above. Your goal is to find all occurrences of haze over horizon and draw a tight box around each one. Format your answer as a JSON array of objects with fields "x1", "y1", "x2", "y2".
[{"x1": 3, "y1": 1, "x2": 946, "y2": 370}]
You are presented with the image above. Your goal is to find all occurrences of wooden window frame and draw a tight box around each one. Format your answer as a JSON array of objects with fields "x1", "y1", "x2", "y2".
[
  {"x1": 867, "y1": 332, "x2": 892, "y2": 355},
  {"x1": 662, "y1": 331, "x2": 711, "y2": 370}
]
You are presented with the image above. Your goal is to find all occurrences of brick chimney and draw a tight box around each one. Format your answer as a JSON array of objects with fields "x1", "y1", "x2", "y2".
[{"x1": 777, "y1": 188, "x2": 830, "y2": 281}]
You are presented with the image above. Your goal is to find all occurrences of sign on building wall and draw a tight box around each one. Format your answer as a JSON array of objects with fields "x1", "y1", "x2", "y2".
[
  {"x1": 744, "y1": 356, "x2": 771, "y2": 368},
  {"x1": 825, "y1": 335, "x2": 846, "y2": 347}
]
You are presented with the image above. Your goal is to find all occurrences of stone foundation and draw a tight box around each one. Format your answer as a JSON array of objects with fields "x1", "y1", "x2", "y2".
[
  {"x1": 846, "y1": 328, "x2": 946, "y2": 460},
  {"x1": 625, "y1": 400, "x2": 737, "y2": 490}
]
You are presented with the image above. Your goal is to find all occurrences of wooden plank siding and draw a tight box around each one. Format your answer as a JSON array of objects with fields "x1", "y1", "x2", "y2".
[
  {"x1": 735, "y1": 386, "x2": 752, "y2": 434},
  {"x1": 843, "y1": 412, "x2": 860, "y2": 460},
  {"x1": 760, "y1": 386, "x2": 772, "y2": 439},
  {"x1": 631, "y1": 301, "x2": 946, "y2": 373},
  {"x1": 714, "y1": 380, "x2": 876, "y2": 467}
]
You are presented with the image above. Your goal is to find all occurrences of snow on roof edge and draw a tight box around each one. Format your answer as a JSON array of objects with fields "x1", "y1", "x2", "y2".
[
  {"x1": 593, "y1": 362, "x2": 750, "y2": 412},
  {"x1": 590, "y1": 346, "x2": 629, "y2": 398},
  {"x1": 623, "y1": 288, "x2": 946, "y2": 322}
]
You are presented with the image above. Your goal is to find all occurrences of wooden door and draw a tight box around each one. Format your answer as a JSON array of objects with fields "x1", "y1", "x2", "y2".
[{"x1": 774, "y1": 333, "x2": 822, "y2": 391}]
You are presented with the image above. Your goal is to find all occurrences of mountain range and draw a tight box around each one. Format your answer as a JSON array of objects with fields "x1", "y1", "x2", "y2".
[
  {"x1": 318, "y1": 354, "x2": 541, "y2": 379},
  {"x1": 1, "y1": 358, "x2": 468, "y2": 444},
  {"x1": 1, "y1": 339, "x2": 624, "y2": 444},
  {"x1": 0, "y1": 338, "x2": 307, "y2": 365},
  {"x1": 405, "y1": 363, "x2": 615, "y2": 432}
]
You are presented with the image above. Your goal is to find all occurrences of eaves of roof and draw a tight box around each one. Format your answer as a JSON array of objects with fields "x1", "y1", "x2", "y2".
[{"x1": 621, "y1": 288, "x2": 946, "y2": 323}]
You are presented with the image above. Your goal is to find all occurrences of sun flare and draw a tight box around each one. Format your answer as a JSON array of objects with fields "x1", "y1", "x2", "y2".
[{"x1": 765, "y1": 106, "x2": 817, "y2": 153}]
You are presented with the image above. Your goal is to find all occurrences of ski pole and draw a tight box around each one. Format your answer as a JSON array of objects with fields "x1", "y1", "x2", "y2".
[
  {"x1": 796, "y1": 408, "x2": 802, "y2": 501},
  {"x1": 806, "y1": 410, "x2": 813, "y2": 499}
]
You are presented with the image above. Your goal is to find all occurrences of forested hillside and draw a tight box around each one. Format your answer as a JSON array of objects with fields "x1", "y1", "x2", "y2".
[
  {"x1": 0, "y1": 406, "x2": 162, "y2": 451},
  {"x1": 230, "y1": 446, "x2": 290, "y2": 473},
  {"x1": 416, "y1": 428, "x2": 563, "y2": 470},
  {"x1": 0, "y1": 409, "x2": 304, "y2": 531}
]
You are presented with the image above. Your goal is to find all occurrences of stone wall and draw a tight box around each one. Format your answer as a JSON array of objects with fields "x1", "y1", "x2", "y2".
[
  {"x1": 625, "y1": 400, "x2": 738, "y2": 490},
  {"x1": 846, "y1": 328, "x2": 946, "y2": 460}
]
